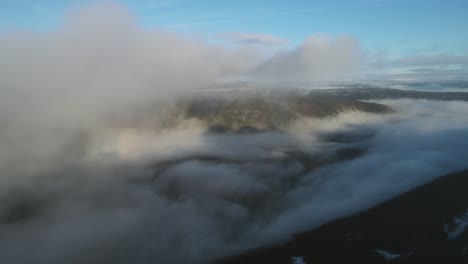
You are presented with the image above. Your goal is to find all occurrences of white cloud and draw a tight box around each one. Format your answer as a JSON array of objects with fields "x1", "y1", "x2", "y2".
[
  {"x1": 252, "y1": 34, "x2": 364, "y2": 83},
  {"x1": 2, "y1": 98, "x2": 468, "y2": 264},
  {"x1": 0, "y1": 1, "x2": 261, "y2": 173}
]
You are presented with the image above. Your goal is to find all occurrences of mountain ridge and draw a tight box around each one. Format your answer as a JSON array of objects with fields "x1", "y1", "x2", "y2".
[{"x1": 218, "y1": 169, "x2": 468, "y2": 264}]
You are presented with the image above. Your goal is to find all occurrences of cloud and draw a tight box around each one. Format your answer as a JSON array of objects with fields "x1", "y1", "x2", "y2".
[
  {"x1": 0, "y1": 0, "x2": 368, "y2": 179},
  {"x1": 252, "y1": 34, "x2": 364, "y2": 83},
  {"x1": 2, "y1": 97, "x2": 468, "y2": 264},
  {"x1": 0, "y1": 1, "x2": 262, "y2": 173},
  {"x1": 266, "y1": 100, "x2": 468, "y2": 237},
  {"x1": 223, "y1": 32, "x2": 288, "y2": 46}
]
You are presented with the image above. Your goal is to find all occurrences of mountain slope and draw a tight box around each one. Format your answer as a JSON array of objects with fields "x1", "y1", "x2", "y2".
[
  {"x1": 309, "y1": 87, "x2": 468, "y2": 101},
  {"x1": 218, "y1": 169, "x2": 468, "y2": 264},
  {"x1": 182, "y1": 95, "x2": 391, "y2": 132}
]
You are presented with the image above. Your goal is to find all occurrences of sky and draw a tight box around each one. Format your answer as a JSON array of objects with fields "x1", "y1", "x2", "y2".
[{"x1": 1, "y1": 0, "x2": 468, "y2": 81}]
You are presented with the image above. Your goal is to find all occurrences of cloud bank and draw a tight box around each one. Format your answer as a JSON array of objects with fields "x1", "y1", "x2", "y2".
[
  {"x1": 0, "y1": 1, "x2": 367, "y2": 174},
  {"x1": 1, "y1": 99, "x2": 468, "y2": 264}
]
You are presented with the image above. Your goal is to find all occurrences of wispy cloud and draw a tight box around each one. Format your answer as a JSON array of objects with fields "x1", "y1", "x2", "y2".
[
  {"x1": 144, "y1": 0, "x2": 192, "y2": 10},
  {"x1": 222, "y1": 32, "x2": 288, "y2": 46},
  {"x1": 167, "y1": 0, "x2": 391, "y2": 27}
]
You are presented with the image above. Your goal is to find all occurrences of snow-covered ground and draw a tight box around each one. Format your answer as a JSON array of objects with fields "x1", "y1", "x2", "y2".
[
  {"x1": 374, "y1": 250, "x2": 401, "y2": 261},
  {"x1": 291, "y1": 256, "x2": 307, "y2": 264}
]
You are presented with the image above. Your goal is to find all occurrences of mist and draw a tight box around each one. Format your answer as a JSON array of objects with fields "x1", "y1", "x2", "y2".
[
  {"x1": 1, "y1": 2, "x2": 468, "y2": 264},
  {"x1": 2, "y1": 98, "x2": 468, "y2": 263},
  {"x1": 0, "y1": 1, "x2": 261, "y2": 176}
]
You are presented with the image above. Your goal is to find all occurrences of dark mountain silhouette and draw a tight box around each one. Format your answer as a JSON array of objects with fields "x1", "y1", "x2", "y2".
[
  {"x1": 218, "y1": 169, "x2": 468, "y2": 264},
  {"x1": 309, "y1": 87, "x2": 468, "y2": 101}
]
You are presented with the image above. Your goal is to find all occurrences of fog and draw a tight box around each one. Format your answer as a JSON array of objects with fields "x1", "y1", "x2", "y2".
[
  {"x1": 0, "y1": 2, "x2": 362, "y2": 175},
  {"x1": 1, "y1": 2, "x2": 468, "y2": 264},
  {"x1": 1, "y1": 99, "x2": 468, "y2": 264},
  {"x1": 0, "y1": 1, "x2": 259, "y2": 176}
]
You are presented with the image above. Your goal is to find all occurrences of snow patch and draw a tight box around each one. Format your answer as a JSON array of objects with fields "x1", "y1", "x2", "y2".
[
  {"x1": 443, "y1": 209, "x2": 468, "y2": 240},
  {"x1": 291, "y1": 256, "x2": 307, "y2": 264},
  {"x1": 374, "y1": 250, "x2": 401, "y2": 261}
]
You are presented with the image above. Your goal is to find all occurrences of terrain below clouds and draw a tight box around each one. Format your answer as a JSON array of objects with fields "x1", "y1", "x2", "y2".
[
  {"x1": 220, "y1": 169, "x2": 468, "y2": 264},
  {"x1": 1, "y1": 89, "x2": 468, "y2": 264}
]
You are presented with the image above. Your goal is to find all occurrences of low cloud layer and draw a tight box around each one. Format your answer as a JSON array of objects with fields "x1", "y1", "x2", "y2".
[{"x1": 1, "y1": 99, "x2": 468, "y2": 264}]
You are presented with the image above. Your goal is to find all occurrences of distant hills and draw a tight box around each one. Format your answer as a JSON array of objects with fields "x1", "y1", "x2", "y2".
[
  {"x1": 308, "y1": 87, "x2": 468, "y2": 101},
  {"x1": 182, "y1": 95, "x2": 391, "y2": 132},
  {"x1": 178, "y1": 86, "x2": 468, "y2": 132}
]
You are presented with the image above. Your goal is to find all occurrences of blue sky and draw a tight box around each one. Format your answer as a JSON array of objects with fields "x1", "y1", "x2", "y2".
[
  {"x1": 1, "y1": 0, "x2": 467, "y2": 56},
  {"x1": 1, "y1": 0, "x2": 468, "y2": 81}
]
